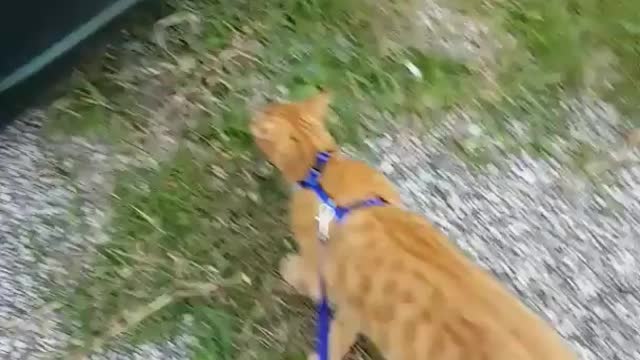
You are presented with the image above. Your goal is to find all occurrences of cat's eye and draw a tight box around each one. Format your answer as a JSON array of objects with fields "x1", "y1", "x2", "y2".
[{"x1": 289, "y1": 135, "x2": 299, "y2": 143}]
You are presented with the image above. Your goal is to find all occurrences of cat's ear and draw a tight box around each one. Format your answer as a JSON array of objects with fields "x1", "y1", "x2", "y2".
[{"x1": 301, "y1": 91, "x2": 331, "y2": 124}]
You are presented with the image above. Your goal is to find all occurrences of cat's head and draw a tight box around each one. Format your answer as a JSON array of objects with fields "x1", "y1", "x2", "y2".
[{"x1": 250, "y1": 92, "x2": 336, "y2": 181}]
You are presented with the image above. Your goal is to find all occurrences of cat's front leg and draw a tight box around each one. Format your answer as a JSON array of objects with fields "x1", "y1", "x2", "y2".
[
  {"x1": 280, "y1": 253, "x2": 305, "y2": 291},
  {"x1": 279, "y1": 253, "x2": 322, "y2": 301},
  {"x1": 307, "y1": 309, "x2": 359, "y2": 360},
  {"x1": 280, "y1": 253, "x2": 324, "y2": 301}
]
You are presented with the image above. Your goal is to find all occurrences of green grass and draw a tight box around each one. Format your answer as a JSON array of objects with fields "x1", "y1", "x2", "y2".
[
  {"x1": 46, "y1": 0, "x2": 640, "y2": 358},
  {"x1": 48, "y1": 0, "x2": 478, "y2": 147},
  {"x1": 455, "y1": 0, "x2": 640, "y2": 101},
  {"x1": 58, "y1": 144, "x2": 314, "y2": 358},
  {"x1": 443, "y1": 0, "x2": 640, "y2": 165}
]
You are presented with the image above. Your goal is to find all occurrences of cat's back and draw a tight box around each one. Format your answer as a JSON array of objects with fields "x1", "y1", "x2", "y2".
[
  {"x1": 321, "y1": 156, "x2": 402, "y2": 207},
  {"x1": 329, "y1": 206, "x2": 576, "y2": 360}
]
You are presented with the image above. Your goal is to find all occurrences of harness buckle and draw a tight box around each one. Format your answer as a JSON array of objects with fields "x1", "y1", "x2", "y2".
[{"x1": 317, "y1": 202, "x2": 335, "y2": 241}]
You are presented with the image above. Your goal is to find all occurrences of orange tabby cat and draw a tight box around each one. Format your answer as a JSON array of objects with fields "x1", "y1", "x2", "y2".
[{"x1": 250, "y1": 92, "x2": 576, "y2": 360}]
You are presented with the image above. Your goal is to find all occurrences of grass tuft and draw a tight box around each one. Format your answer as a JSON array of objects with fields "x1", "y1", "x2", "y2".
[{"x1": 57, "y1": 144, "x2": 316, "y2": 358}]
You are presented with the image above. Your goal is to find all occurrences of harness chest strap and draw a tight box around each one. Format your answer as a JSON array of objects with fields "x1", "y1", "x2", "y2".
[
  {"x1": 298, "y1": 151, "x2": 387, "y2": 237},
  {"x1": 297, "y1": 151, "x2": 387, "y2": 360}
]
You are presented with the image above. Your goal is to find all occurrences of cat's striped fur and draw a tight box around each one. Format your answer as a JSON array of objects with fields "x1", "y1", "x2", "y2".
[{"x1": 250, "y1": 92, "x2": 576, "y2": 360}]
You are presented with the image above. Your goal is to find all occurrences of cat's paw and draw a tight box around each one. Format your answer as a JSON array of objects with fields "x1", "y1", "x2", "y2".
[
  {"x1": 279, "y1": 254, "x2": 305, "y2": 292},
  {"x1": 306, "y1": 353, "x2": 319, "y2": 360}
]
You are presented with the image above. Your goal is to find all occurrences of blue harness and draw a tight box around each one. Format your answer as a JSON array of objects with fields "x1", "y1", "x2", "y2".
[{"x1": 298, "y1": 151, "x2": 387, "y2": 360}]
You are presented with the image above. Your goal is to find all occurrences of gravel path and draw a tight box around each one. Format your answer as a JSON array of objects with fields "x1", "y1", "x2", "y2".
[
  {"x1": 0, "y1": 115, "x2": 77, "y2": 359},
  {"x1": 2, "y1": 100, "x2": 640, "y2": 359},
  {"x1": 366, "y1": 110, "x2": 640, "y2": 360},
  {"x1": 0, "y1": 114, "x2": 188, "y2": 360}
]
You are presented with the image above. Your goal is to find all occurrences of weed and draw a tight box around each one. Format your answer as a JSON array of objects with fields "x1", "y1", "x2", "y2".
[
  {"x1": 48, "y1": 0, "x2": 640, "y2": 358},
  {"x1": 58, "y1": 142, "x2": 317, "y2": 358}
]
